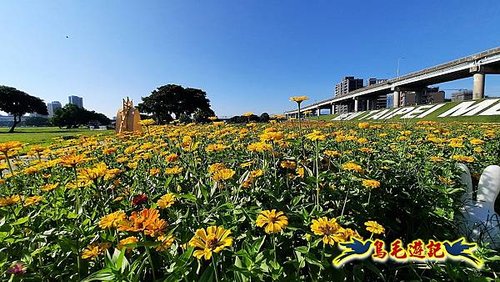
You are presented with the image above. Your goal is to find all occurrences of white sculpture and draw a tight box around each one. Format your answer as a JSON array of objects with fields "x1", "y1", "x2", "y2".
[{"x1": 457, "y1": 163, "x2": 500, "y2": 248}]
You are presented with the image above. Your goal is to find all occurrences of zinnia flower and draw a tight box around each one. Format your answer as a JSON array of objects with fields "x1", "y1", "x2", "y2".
[
  {"x1": 189, "y1": 226, "x2": 233, "y2": 260},
  {"x1": 365, "y1": 221, "x2": 385, "y2": 234},
  {"x1": 310, "y1": 217, "x2": 342, "y2": 245},
  {"x1": 256, "y1": 209, "x2": 288, "y2": 234},
  {"x1": 157, "y1": 193, "x2": 176, "y2": 209},
  {"x1": 362, "y1": 179, "x2": 381, "y2": 189},
  {"x1": 99, "y1": 210, "x2": 127, "y2": 229},
  {"x1": 342, "y1": 162, "x2": 364, "y2": 173}
]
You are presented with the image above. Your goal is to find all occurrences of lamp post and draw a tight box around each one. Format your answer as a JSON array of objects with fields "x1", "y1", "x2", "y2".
[{"x1": 397, "y1": 57, "x2": 405, "y2": 78}]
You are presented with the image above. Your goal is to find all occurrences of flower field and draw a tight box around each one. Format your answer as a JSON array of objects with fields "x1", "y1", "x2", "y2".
[{"x1": 0, "y1": 120, "x2": 499, "y2": 281}]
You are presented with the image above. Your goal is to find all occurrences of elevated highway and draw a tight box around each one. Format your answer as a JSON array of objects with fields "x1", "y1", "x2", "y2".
[{"x1": 285, "y1": 47, "x2": 500, "y2": 117}]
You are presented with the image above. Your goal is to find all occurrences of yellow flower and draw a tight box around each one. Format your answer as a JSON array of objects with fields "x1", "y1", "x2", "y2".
[
  {"x1": 157, "y1": 193, "x2": 176, "y2": 209},
  {"x1": 60, "y1": 154, "x2": 87, "y2": 167},
  {"x1": 358, "y1": 122, "x2": 370, "y2": 129},
  {"x1": 118, "y1": 236, "x2": 139, "y2": 250},
  {"x1": 256, "y1": 209, "x2": 288, "y2": 234},
  {"x1": 149, "y1": 168, "x2": 160, "y2": 176},
  {"x1": 296, "y1": 167, "x2": 305, "y2": 178},
  {"x1": 208, "y1": 163, "x2": 226, "y2": 174},
  {"x1": 166, "y1": 153, "x2": 179, "y2": 162},
  {"x1": 156, "y1": 234, "x2": 175, "y2": 251},
  {"x1": 342, "y1": 162, "x2": 363, "y2": 173},
  {"x1": 365, "y1": 221, "x2": 385, "y2": 234},
  {"x1": 41, "y1": 183, "x2": 59, "y2": 192},
  {"x1": 212, "y1": 168, "x2": 235, "y2": 182},
  {"x1": 189, "y1": 226, "x2": 233, "y2": 260},
  {"x1": 140, "y1": 119, "x2": 156, "y2": 126},
  {"x1": 250, "y1": 169, "x2": 264, "y2": 178},
  {"x1": 0, "y1": 141, "x2": 22, "y2": 154},
  {"x1": 452, "y1": 155, "x2": 474, "y2": 163},
  {"x1": 23, "y1": 196, "x2": 43, "y2": 207},
  {"x1": 81, "y1": 243, "x2": 110, "y2": 260},
  {"x1": 310, "y1": 217, "x2": 343, "y2": 245},
  {"x1": 469, "y1": 138, "x2": 484, "y2": 145},
  {"x1": 305, "y1": 130, "x2": 326, "y2": 141},
  {"x1": 99, "y1": 210, "x2": 127, "y2": 229},
  {"x1": 165, "y1": 166, "x2": 183, "y2": 175},
  {"x1": 324, "y1": 150, "x2": 341, "y2": 158},
  {"x1": 205, "y1": 144, "x2": 228, "y2": 152},
  {"x1": 290, "y1": 96, "x2": 309, "y2": 103},
  {"x1": 430, "y1": 156, "x2": 444, "y2": 162},
  {"x1": 362, "y1": 179, "x2": 380, "y2": 189},
  {"x1": 0, "y1": 195, "x2": 21, "y2": 207},
  {"x1": 280, "y1": 160, "x2": 296, "y2": 170},
  {"x1": 247, "y1": 142, "x2": 272, "y2": 153}
]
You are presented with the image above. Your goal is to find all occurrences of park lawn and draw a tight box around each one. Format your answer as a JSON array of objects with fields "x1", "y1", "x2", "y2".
[{"x1": 0, "y1": 127, "x2": 114, "y2": 147}]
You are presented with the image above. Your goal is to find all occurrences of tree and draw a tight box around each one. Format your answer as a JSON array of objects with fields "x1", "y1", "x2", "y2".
[
  {"x1": 138, "y1": 84, "x2": 214, "y2": 124},
  {"x1": 193, "y1": 108, "x2": 216, "y2": 123},
  {"x1": 25, "y1": 116, "x2": 50, "y2": 127},
  {"x1": 0, "y1": 86, "x2": 48, "y2": 132},
  {"x1": 51, "y1": 104, "x2": 110, "y2": 128}
]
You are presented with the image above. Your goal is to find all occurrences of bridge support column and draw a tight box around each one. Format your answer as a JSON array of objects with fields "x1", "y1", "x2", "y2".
[
  {"x1": 354, "y1": 98, "x2": 359, "y2": 112},
  {"x1": 330, "y1": 104, "x2": 333, "y2": 115},
  {"x1": 366, "y1": 100, "x2": 370, "y2": 110},
  {"x1": 317, "y1": 108, "x2": 321, "y2": 116},
  {"x1": 473, "y1": 72, "x2": 485, "y2": 100},
  {"x1": 393, "y1": 91, "x2": 400, "y2": 108}
]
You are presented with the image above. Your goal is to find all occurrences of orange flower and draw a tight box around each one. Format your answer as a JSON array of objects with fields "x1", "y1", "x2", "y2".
[{"x1": 119, "y1": 208, "x2": 167, "y2": 237}]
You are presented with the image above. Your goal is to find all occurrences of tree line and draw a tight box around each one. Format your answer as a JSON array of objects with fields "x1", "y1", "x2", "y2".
[{"x1": 1, "y1": 83, "x2": 278, "y2": 132}]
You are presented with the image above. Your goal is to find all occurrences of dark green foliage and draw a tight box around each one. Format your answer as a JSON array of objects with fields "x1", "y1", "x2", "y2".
[
  {"x1": 51, "y1": 104, "x2": 110, "y2": 128},
  {"x1": 137, "y1": 84, "x2": 214, "y2": 124},
  {"x1": 0, "y1": 85, "x2": 48, "y2": 132}
]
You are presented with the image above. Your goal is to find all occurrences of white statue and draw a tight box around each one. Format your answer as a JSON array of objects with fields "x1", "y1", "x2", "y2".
[{"x1": 458, "y1": 163, "x2": 500, "y2": 248}]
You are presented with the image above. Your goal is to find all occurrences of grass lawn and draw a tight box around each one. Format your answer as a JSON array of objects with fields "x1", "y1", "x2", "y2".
[{"x1": 0, "y1": 126, "x2": 114, "y2": 147}]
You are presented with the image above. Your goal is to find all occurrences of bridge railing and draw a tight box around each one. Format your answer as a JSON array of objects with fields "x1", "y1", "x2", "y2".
[{"x1": 285, "y1": 47, "x2": 500, "y2": 113}]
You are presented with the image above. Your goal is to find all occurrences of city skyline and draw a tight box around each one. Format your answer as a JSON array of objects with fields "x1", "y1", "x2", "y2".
[{"x1": 1, "y1": 1, "x2": 500, "y2": 118}]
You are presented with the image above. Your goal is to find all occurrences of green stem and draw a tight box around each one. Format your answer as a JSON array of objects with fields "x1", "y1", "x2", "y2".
[
  {"x1": 212, "y1": 255, "x2": 219, "y2": 282},
  {"x1": 315, "y1": 141, "x2": 320, "y2": 209},
  {"x1": 145, "y1": 246, "x2": 157, "y2": 281}
]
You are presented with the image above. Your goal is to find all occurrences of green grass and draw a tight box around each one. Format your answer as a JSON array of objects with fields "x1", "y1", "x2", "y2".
[{"x1": 0, "y1": 127, "x2": 114, "y2": 147}]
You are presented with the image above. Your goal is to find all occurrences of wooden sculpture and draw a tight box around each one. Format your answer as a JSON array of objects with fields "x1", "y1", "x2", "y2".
[{"x1": 116, "y1": 98, "x2": 142, "y2": 133}]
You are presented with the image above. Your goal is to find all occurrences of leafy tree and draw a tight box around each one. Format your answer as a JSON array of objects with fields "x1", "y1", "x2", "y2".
[
  {"x1": 0, "y1": 85, "x2": 48, "y2": 132},
  {"x1": 25, "y1": 116, "x2": 50, "y2": 127},
  {"x1": 138, "y1": 84, "x2": 214, "y2": 124},
  {"x1": 193, "y1": 108, "x2": 216, "y2": 123},
  {"x1": 51, "y1": 104, "x2": 110, "y2": 128},
  {"x1": 259, "y1": 113, "x2": 270, "y2": 123}
]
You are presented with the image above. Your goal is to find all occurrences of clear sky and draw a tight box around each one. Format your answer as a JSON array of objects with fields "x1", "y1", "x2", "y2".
[{"x1": 1, "y1": 0, "x2": 500, "y2": 118}]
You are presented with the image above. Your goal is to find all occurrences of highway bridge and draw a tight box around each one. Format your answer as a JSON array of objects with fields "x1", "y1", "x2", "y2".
[{"x1": 285, "y1": 47, "x2": 500, "y2": 117}]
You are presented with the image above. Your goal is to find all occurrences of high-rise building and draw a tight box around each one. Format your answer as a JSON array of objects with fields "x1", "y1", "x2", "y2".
[
  {"x1": 334, "y1": 76, "x2": 364, "y2": 97},
  {"x1": 68, "y1": 95, "x2": 83, "y2": 108},
  {"x1": 47, "y1": 101, "x2": 62, "y2": 117}
]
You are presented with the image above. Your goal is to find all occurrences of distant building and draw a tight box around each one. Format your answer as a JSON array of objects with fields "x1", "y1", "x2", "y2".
[
  {"x1": 334, "y1": 76, "x2": 364, "y2": 97},
  {"x1": 367, "y1": 78, "x2": 388, "y2": 86},
  {"x1": 68, "y1": 95, "x2": 83, "y2": 108},
  {"x1": 397, "y1": 87, "x2": 445, "y2": 107},
  {"x1": 451, "y1": 90, "x2": 473, "y2": 102},
  {"x1": 47, "y1": 101, "x2": 62, "y2": 117}
]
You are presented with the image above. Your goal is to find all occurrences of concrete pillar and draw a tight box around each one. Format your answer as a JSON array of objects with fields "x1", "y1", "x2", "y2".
[
  {"x1": 317, "y1": 108, "x2": 321, "y2": 116},
  {"x1": 393, "y1": 91, "x2": 400, "y2": 108},
  {"x1": 330, "y1": 105, "x2": 333, "y2": 115},
  {"x1": 473, "y1": 72, "x2": 485, "y2": 100},
  {"x1": 354, "y1": 99, "x2": 359, "y2": 112},
  {"x1": 366, "y1": 99, "x2": 370, "y2": 110}
]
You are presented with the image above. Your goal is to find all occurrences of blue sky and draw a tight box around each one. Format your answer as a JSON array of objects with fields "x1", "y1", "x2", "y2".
[{"x1": 1, "y1": 0, "x2": 499, "y2": 118}]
